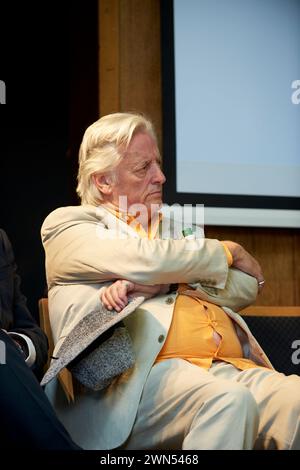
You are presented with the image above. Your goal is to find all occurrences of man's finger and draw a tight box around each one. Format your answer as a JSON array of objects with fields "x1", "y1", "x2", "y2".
[
  {"x1": 101, "y1": 291, "x2": 113, "y2": 310},
  {"x1": 104, "y1": 287, "x2": 125, "y2": 312},
  {"x1": 257, "y1": 279, "x2": 265, "y2": 294}
]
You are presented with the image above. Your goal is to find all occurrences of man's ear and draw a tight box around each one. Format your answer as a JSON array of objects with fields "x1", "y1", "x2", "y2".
[{"x1": 93, "y1": 173, "x2": 113, "y2": 195}]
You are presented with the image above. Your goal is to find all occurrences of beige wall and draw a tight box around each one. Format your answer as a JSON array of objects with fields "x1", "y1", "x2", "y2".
[{"x1": 98, "y1": 0, "x2": 300, "y2": 307}]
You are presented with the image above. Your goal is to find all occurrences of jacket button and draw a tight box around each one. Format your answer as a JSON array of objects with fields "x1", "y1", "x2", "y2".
[
  {"x1": 158, "y1": 334, "x2": 165, "y2": 343},
  {"x1": 165, "y1": 297, "x2": 174, "y2": 305}
]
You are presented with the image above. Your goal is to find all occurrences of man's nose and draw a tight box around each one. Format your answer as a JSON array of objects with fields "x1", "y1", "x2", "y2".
[{"x1": 152, "y1": 163, "x2": 166, "y2": 184}]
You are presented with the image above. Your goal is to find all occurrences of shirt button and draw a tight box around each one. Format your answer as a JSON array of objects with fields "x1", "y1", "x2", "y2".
[
  {"x1": 158, "y1": 334, "x2": 165, "y2": 343},
  {"x1": 165, "y1": 297, "x2": 174, "y2": 305}
]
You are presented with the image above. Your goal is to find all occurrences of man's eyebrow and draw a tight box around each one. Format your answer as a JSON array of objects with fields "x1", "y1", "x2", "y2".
[{"x1": 127, "y1": 152, "x2": 161, "y2": 167}]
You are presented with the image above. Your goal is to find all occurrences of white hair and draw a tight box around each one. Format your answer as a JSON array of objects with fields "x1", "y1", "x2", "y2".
[{"x1": 76, "y1": 112, "x2": 157, "y2": 205}]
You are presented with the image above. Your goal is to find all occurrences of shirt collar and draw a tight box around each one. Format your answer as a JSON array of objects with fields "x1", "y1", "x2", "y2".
[{"x1": 104, "y1": 204, "x2": 162, "y2": 239}]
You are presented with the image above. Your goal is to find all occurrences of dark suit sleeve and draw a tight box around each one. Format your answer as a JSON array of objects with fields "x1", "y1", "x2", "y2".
[{"x1": 0, "y1": 229, "x2": 48, "y2": 371}]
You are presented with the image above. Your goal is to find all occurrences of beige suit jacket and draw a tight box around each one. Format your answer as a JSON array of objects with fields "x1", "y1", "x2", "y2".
[{"x1": 41, "y1": 204, "x2": 272, "y2": 449}]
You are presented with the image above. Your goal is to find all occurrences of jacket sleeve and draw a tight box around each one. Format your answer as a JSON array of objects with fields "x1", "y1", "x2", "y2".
[
  {"x1": 41, "y1": 211, "x2": 229, "y2": 290},
  {"x1": 0, "y1": 229, "x2": 48, "y2": 371},
  {"x1": 186, "y1": 267, "x2": 258, "y2": 311}
]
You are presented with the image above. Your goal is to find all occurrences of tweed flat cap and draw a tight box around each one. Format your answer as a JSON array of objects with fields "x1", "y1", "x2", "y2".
[
  {"x1": 68, "y1": 323, "x2": 135, "y2": 390},
  {"x1": 41, "y1": 296, "x2": 144, "y2": 390}
]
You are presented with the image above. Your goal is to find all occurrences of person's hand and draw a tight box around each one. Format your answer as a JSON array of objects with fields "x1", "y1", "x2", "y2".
[
  {"x1": 101, "y1": 280, "x2": 170, "y2": 312},
  {"x1": 222, "y1": 240, "x2": 265, "y2": 292},
  {"x1": 12, "y1": 338, "x2": 28, "y2": 358}
]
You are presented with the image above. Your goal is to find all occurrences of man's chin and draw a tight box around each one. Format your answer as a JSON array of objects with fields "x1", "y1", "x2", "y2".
[{"x1": 146, "y1": 196, "x2": 163, "y2": 209}]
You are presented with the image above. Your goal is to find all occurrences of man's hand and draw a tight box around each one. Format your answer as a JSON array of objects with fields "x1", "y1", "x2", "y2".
[
  {"x1": 101, "y1": 280, "x2": 170, "y2": 312},
  {"x1": 222, "y1": 241, "x2": 265, "y2": 291}
]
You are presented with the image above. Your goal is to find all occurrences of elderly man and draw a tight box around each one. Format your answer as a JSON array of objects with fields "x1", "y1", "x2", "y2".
[{"x1": 41, "y1": 112, "x2": 300, "y2": 450}]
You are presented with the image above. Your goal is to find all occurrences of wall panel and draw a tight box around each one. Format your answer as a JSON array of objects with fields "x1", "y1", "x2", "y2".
[{"x1": 99, "y1": 0, "x2": 162, "y2": 148}]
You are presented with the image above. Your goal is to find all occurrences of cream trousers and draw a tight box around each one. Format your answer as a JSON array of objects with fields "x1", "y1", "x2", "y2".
[{"x1": 123, "y1": 359, "x2": 300, "y2": 450}]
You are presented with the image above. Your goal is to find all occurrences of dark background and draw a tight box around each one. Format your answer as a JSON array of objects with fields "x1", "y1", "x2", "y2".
[{"x1": 0, "y1": 1, "x2": 99, "y2": 319}]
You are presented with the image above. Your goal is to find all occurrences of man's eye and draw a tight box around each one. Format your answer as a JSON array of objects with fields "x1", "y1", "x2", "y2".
[{"x1": 136, "y1": 163, "x2": 149, "y2": 172}]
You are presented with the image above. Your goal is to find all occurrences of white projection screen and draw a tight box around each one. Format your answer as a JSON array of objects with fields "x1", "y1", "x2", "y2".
[{"x1": 161, "y1": 0, "x2": 300, "y2": 227}]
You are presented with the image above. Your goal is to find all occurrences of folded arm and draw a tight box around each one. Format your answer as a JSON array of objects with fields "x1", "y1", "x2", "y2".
[
  {"x1": 101, "y1": 280, "x2": 170, "y2": 312},
  {"x1": 42, "y1": 218, "x2": 229, "y2": 289},
  {"x1": 187, "y1": 267, "x2": 259, "y2": 311}
]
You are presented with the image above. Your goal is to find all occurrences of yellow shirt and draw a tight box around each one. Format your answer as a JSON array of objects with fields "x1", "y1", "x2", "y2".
[
  {"x1": 106, "y1": 206, "x2": 258, "y2": 371},
  {"x1": 155, "y1": 286, "x2": 258, "y2": 370}
]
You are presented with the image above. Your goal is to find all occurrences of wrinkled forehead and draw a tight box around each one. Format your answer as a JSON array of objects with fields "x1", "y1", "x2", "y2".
[
  {"x1": 122, "y1": 131, "x2": 161, "y2": 161},
  {"x1": 122, "y1": 150, "x2": 162, "y2": 167}
]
